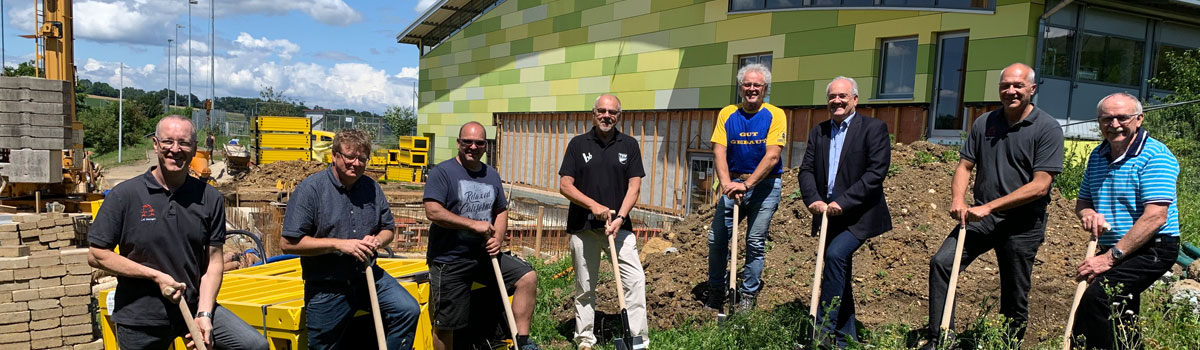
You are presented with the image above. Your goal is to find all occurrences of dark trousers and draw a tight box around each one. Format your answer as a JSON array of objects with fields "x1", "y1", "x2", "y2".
[
  {"x1": 115, "y1": 304, "x2": 268, "y2": 350},
  {"x1": 928, "y1": 219, "x2": 1045, "y2": 341},
  {"x1": 816, "y1": 229, "x2": 865, "y2": 348},
  {"x1": 304, "y1": 265, "x2": 422, "y2": 350},
  {"x1": 1072, "y1": 236, "x2": 1178, "y2": 350}
]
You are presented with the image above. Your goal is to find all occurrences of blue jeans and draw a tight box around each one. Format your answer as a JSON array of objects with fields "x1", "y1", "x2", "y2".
[
  {"x1": 304, "y1": 265, "x2": 422, "y2": 350},
  {"x1": 817, "y1": 229, "x2": 865, "y2": 348},
  {"x1": 707, "y1": 177, "x2": 782, "y2": 295}
]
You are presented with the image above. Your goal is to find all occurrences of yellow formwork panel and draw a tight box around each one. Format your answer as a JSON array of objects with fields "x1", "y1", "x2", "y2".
[
  {"x1": 256, "y1": 116, "x2": 311, "y2": 133},
  {"x1": 397, "y1": 149, "x2": 429, "y2": 166},
  {"x1": 259, "y1": 133, "x2": 312, "y2": 150},
  {"x1": 257, "y1": 149, "x2": 311, "y2": 165},
  {"x1": 387, "y1": 149, "x2": 403, "y2": 165},
  {"x1": 386, "y1": 166, "x2": 403, "y2": 181},
  {"x1": 399, "y1": 136, "x2": 430, "y2": 151},
  {"x1": 100, "y1": 258, "x2": 433, "y2": 350}
]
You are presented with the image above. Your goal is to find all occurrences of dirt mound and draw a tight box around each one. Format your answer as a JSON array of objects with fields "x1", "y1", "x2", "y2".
[
  {"x1": 568, "y1": 141, "x2": 1087, "y2": 345},
  {"x1": 235, "y1": 160, "x2": 327, "y2": 188}
]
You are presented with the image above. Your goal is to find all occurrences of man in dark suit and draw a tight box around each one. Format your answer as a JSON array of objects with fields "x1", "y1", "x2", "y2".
[{"x1": 798, "y1": 76, "x2": 892, "y2": 348}]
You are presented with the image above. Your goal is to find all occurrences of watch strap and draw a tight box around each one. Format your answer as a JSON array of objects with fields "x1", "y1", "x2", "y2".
[{"x1": 195, "y1": 311, "x2": 213, "y2": 319}]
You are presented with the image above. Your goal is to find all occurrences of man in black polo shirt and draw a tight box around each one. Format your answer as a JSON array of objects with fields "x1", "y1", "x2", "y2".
[
  {"x1": 923, "y1": 63, "x2": 1064, "y2": 348},
  {"x1": 559, "y1": 94, "x2": 648, "y2": 350},
  {"x1": 281, "y1": 129, "x2": 421, "y2": 350},
  {"x1": 89, "y1": 115, "x2": 266, "y2": 350},
  {"x1": 423, "y1": 122, "x2": 540, "y2": 350}
]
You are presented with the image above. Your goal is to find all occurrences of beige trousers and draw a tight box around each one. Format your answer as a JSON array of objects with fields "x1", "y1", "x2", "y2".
[{"x1": 570, "y1": 228, "x2": 648, "y2": 347}]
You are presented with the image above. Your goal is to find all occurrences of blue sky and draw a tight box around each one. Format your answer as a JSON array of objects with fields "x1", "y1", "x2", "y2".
[{"x1": 2, "y1": 0, "x2": 437, "y2": 113}]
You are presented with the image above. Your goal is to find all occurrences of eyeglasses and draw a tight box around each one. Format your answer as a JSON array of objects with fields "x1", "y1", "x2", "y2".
[
  {"x1": 335, "y1": 152, "x2": 369, "y2": 163},
  {"x1": 1098, "y1": 114, "x2": 1140, "y2": 125},
  {"x1": 594, "y1": 108, "x2": 620, "y2": 116},
  {"x1": 156, "y1": 138, "x2": 194, "y2": 150},
  {"x1": 458, "y1": 139, "x2": 488, "y2": 147},
  {"x1": 741, "y1": 82, "x2": 765, "y2": 89},
  {"x1": 827, "y1": 93, "x2": 853, "y2": 100}
]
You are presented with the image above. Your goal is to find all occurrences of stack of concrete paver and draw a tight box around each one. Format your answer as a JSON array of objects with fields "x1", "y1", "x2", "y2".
[
  {"x1": 0, "y1": 248, "x2": 99, "y2": 349},
  {"x1": 0, "y1": 76, "x2": 74, "y2": 150},
  {"x1": 0, "y1": 213, "x2": 89, "y2": 254}
]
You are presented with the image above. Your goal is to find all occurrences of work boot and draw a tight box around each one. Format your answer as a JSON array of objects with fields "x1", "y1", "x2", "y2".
[
  {"x1": 736, "y1": 292, "x2": 756, "y2": 311},
  {"x1": 704, "y1": 286, "x2": 725, "y2": 310}
]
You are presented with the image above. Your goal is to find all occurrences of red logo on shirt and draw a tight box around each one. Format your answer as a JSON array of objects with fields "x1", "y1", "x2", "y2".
[{"x1": 139, "y1": 204, "x2": 156, "y2": 222}]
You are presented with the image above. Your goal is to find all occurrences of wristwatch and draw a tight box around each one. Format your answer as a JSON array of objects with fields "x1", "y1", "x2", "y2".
[
  {"x1": 614, "y1": 215, "x2": 627, "y2": 222},
  {"x1": 195, "y1": 311, "x2": 213, "y2": 319},
  {"x1": 1110, "y1": 246, "x2": 1125, "y2": 261}
]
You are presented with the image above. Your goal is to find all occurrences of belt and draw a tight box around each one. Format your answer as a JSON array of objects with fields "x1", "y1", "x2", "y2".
[
  {"x1": 1100, "y1": 235, "x2": 1180, "y2": 250},
  {"x1": 732, "y1": 172, "x2": 781, "y2": 181}
]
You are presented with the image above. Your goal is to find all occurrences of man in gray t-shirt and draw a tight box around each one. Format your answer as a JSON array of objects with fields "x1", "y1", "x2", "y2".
[
  {"x1": 423, "y1": 122, "x2": 540, "y2": 350},
  {"x1": 923, "y1": 63, "x2": 1064, "y2": 348}
]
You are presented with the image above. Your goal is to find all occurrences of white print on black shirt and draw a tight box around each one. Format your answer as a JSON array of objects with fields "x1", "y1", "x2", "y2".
[{"x1": 582, "y1": 152, "x2": 593, "y2": 163}]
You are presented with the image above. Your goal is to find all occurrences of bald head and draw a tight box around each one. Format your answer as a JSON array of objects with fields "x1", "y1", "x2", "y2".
[
  {"x1": 1001, "y1": 63, "x2": 1036, "y2": 85},
  {"x1": 459, "y1": 121, "x2": 486, "y2": 139},
  {"x1": 1097, "y1": 92, "x2": 1142, "y2": 116},
  {"x1": 594, "y1": 94, "x2": 621, "y2": 111}
]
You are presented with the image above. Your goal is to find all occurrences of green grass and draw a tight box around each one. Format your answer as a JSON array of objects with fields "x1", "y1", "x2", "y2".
[
  {"x1": 88, "y1": 139, "x2": 154, "y2": 168},
  {"x1": 524, "y1": 261, "x2": 1200, "y2": 350}
]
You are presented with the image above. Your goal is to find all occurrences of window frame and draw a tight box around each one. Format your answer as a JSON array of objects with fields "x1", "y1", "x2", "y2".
[
  {"x1": 729, "y1": 0, "x2": 995, "y2": 14},
  {"x1": 876, "y1": 37, "x2": 919, "y2": 100},
  {"x1": 734, "y1": 52, "x2": 774, "y2": 104}
]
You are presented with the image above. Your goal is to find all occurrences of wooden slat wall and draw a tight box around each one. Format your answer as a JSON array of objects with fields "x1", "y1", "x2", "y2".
[{"x1": 495, "y1": 104, "x2": 929, "y2": 215}]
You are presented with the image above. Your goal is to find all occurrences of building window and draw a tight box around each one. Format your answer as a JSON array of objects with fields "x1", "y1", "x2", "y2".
[
  {"x1": 1151, "y1": 44, "x2": 1190, "y2": 90},
  {"x1": 1041, "y1": 26, "x2": 1075, "y2": 78},
  {"x1": 1077, "y1": 33, "x2": 1144, "y2": 86},
  {"x1": 731, "y1": 0, "x2": 993, "y2": 12},
  {"x1": 736, "y1": 53, "x2": 773, "y2": 103},
  {"x1": 878, "y1": 38, "x2": 918, "y2": 99}
]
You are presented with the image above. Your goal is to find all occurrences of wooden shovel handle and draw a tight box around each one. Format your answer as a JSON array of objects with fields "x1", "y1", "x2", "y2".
[
  {"x1": 730, "y1": 202, "x2": 739, "y2": 293},
  {"x1": 1063, "y1": 232, "x2": 1102, "y2": 350},
  {"x1": 608, "y1": 233, "x2": 629, "y2": 310},
  {"x1": 164, "y1": 287, "x2": 208, "y2": 350},
  {"x1": 492, "y1": 256, "x2": 520, "y2": 342},
  {"x1": 365, "y1": 265, "x2": 388, "y2": 350},
  {"x1": 940, "y1": 218, "x2": 968, "y2": 337},
  {"x1": 809, "y1": 211, "x2": 829, "y2": 319}
]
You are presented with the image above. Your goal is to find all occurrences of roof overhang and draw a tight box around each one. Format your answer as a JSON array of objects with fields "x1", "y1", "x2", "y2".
[{"x1": 396, "y1": 0, "x2": 501, "y2": 54}]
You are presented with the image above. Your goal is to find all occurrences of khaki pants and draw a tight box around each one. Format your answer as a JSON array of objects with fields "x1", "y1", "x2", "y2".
[{"x1": 570, "y1": 228, "x2": 648, "y2": 347}]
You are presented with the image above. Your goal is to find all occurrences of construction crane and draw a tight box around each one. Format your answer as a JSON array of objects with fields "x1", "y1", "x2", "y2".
[{"x1": 0, "y1": 0, "x2": 99, "y2": 210}]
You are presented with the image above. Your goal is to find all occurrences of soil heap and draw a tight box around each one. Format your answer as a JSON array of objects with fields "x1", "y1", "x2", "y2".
[
  {"x1": 234, "y1": 160, "x2": 328, "y2": 188},
  {"x1": 570, "y1": 141, "x2": 1091, "y2": 345}
]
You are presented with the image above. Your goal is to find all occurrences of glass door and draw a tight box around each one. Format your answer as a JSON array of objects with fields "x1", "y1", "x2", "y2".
[
  {"x1": 930, "y1": 32, "x2": 970, "y2": 139},
  {"x1": 687, "y1": 155, "x2": 715, "y2": 214}
]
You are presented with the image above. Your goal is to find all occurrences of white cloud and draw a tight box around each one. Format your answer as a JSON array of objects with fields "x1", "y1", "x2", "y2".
[
  {"x1": 313, "y1": 51, "x2": 365, "y2": 62},
  {"x1": 78, "y1": 31, "x2": 416, "y2": 113},
  {"x1": 415, "y1": 0, "x2": 438, "y2": 13},
  {"x1": 6, "y1": 0, "x2": 363, "y2": 47},
  {"x1": 395, "y1": 67, "x2": 419, "y2": 79}
]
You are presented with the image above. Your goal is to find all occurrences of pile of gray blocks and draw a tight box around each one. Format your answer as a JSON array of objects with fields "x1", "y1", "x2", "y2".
[{"x1": 0, "y1": 76, "x2": 74, "y2": 150}]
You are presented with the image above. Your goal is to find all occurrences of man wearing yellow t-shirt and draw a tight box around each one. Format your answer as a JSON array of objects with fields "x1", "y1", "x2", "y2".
[{"x1": 705, "y1": 63, "x2": 787, "y2": 312}]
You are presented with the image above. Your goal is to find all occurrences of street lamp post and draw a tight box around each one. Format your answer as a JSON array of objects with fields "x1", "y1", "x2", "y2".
[
  {"x1": 118, "y1": 63, "x2": 124, "y2": 163},
  {"x1": 175, "y1": 24, "x2": 183, "y2": 106},
  {"x1": 188, "y1": 0, "x2": 197, "y2": 112},
  {"x1": 210, "y1": 0, "x2": 215, "y2": 130},
  {"x1": 166, "y1": 39, "x2": 172, "y2": 108}
]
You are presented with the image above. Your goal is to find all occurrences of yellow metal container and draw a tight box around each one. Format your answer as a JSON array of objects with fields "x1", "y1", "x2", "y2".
[
  {"x1": 396, "y1": 149, "x2": 429, "y2": 166},
  {"x1": 259, "y1": 133, "x2": 312, "y2": 150},
  {"x1": 398, "y1": 136, "x2": 430, "y2": 151},
  {"x1": 256, "y1": 116, "x2": 311, "y2": 133},
  {"x1": 257, "y1": 149, "x2": 311, "y2": 165},
  {"x1": 98, "y1": 258, "x2": 433, "y2": 350}
]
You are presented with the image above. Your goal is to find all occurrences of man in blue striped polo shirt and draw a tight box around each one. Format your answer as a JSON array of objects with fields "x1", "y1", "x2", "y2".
[{"x1": 1072, "y1": 92, "x2": 1181, "y2": 350}]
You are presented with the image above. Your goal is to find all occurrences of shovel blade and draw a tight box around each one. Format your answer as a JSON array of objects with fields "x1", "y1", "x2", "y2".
[{"x1": 613, "y1": 336, "x2": 646, "y2": 350}]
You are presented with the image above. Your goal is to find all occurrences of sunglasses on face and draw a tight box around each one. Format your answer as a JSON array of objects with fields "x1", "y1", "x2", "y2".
[
  {"x1": 594, "y1": 108, "x2": 620, "y2": 116},
  {"x1": 458, "y1": 139, "x2": 488, "y2": 147}
]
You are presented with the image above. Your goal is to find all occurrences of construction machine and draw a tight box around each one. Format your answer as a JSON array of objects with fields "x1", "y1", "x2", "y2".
[{"x1": 0, "y1": 0, "x2": 100, "y2": 211}]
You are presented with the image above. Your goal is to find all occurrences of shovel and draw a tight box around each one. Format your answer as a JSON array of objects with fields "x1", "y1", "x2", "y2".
[
  {"x1": 492, "y1": 255, "x2": 520, "y2": 348},
  {"x1": 939, "y1": 216, "x2": 968, "y2": 343},
  {"x1": 606, "y1": 213, "x2": 645, "y2": 350},
  {"x1": 718, "y1": 200, "x2": 740, "y2": 323},
  {"x1": 808, "y1": 211, "x2": 829, "y2": 341},
  {"x1": 1062, "y1": 224, "x2": 1107, "y2": 350},
  {"x1": 364, "y1": 261, "x2": 388, "y2": 350},
  {"x1": 163, "y1": 285, "x2": 209, "y2": 350}
]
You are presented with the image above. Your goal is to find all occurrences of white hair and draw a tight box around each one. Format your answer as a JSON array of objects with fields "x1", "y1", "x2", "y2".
[
  {"x1": 1097, "y1": 92, "x2": 1143, "y2": 116},
  {"x1": 736, "y1": 63, "x2": 772, "y2": 87},
  {"x1": 826, "y1": 76, "x2": 859, "y2": 97}
]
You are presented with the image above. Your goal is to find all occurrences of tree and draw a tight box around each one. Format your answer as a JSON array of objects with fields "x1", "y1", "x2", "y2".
[
  {"x1": 257, "y1": 86, "x2": 304, "y2": 117},
  {"x1": 382, "y1": 105, "x2": 417, "y2": 137},
  {"x1": 1146, "y1": 49, "x2": 1200, "y2": 142},
  {"x1": 2, "y1": 60, "x2": 38, "y2": 77}
]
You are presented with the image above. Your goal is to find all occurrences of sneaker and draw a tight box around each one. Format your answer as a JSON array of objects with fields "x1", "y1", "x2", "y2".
[
  {"x1": 736, "y1": 292, "x2": 756, "y2": 311},
  {"x1": 704, "y1": 286, "x2": 725, "y2": 310}
]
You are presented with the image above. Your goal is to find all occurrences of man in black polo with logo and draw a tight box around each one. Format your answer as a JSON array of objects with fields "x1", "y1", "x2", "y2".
[
  {"x1": 923, "y1": 63, "x2": 1064, "y2": 348},
  {"x1": 559, "y1": 94, "x2": 648, "y2": 350},
  {"x1": 281, "y1": 129, "x2": 421, "y2": 349},
  {"x1": 89, "y1": 115, "x2": 266, "y2": 350}
]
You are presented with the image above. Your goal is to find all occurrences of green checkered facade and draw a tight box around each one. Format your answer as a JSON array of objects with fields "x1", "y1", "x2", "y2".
[{"x1": 417, "y1": 0, "x2": 1043, "y2": 162}]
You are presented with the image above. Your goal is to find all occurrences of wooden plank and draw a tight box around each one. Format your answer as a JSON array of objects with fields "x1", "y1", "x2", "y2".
[{"x1": 651, "y1": 112, "x2": 661, "y2": 208}]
